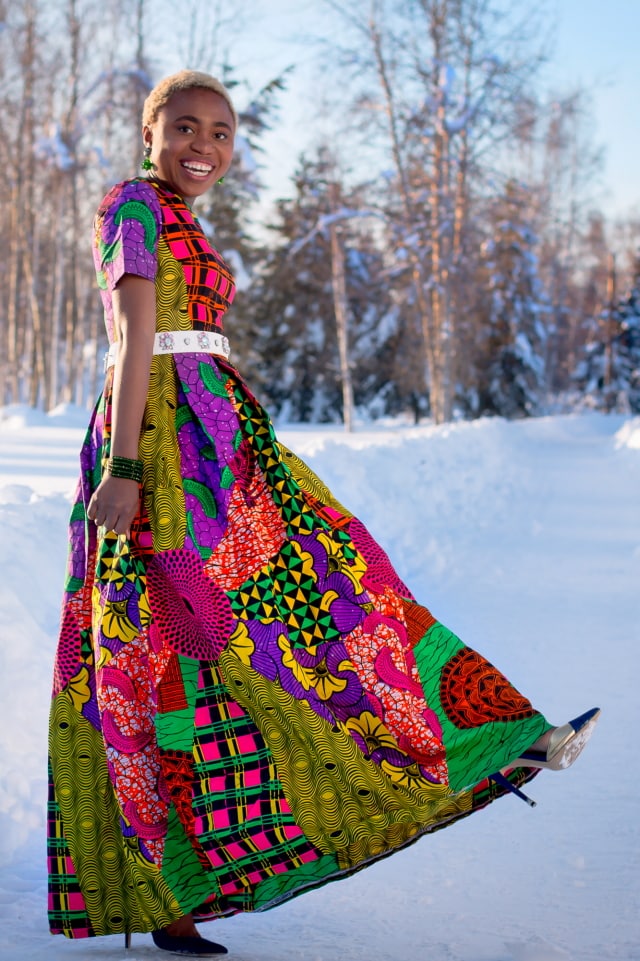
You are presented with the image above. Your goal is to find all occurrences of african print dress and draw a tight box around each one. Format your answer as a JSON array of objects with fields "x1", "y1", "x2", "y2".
[{"x1": 47, "y1": 178, "x2": 549, "y2": 940}]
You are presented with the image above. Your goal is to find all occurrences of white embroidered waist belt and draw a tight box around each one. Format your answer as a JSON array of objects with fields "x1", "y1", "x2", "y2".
[{"x1": 104, "y1": 330, "x2": 230, "y2": 370}]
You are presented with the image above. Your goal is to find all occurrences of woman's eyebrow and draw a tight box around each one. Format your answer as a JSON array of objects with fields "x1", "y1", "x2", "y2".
[{"x1": 173, "y1": 114, "x2": 233, "y2": 131}]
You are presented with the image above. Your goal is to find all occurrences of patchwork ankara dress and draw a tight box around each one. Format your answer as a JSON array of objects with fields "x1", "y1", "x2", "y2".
[{"x1": 48, "y1": 178, "x2": 550, "y2": 941}]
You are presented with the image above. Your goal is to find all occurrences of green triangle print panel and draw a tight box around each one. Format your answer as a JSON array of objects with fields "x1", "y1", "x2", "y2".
[
  {"x1": 228, "y1": 378, "x2": 316, "y2": 536},
  {"x1": 269, "y1": 476, "x2": 317, "y2": 536},
  {"x1": 230, "y1": 569, "x2": 278, "y2": 621},
  {"x1": 270, "y1": 541, "x2": 340, "y2": 648},
  {"x1": 229, "y1": 540, "x2": 340, "y2": 649}
]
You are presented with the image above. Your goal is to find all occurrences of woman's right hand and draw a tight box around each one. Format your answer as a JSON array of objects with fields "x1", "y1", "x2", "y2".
[{"x1": 87, "y1": 475, "x2": 141, "y2": 536}]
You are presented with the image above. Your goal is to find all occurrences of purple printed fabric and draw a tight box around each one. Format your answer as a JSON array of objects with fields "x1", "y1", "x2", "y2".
[{"x1": 93, "y1": 180, "x2": 162, "y2": 341}]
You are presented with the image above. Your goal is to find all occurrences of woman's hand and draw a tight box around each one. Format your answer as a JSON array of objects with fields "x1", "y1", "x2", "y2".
[{"x1": 87, "y1": 476, "x2": 141, "y2": 535}]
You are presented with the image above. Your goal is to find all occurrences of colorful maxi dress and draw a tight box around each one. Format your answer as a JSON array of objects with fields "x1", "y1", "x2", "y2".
[{"x1": 48, "y1": 178, "x2": 549, "y2": 940}]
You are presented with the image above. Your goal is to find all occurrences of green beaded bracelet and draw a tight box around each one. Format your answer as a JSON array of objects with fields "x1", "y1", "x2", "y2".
[{"x1": 106, "y1": 455, "x2": 143, "y2": 484}]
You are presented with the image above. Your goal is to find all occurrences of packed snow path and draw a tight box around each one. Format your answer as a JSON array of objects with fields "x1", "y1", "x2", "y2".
[{"x1": 0, "y1": 408, "x2": 638, "y2": 961}]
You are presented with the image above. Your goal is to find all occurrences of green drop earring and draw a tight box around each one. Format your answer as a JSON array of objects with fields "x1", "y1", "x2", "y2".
[
  {"x1": 217, "y1": 177, "x2": 225, "y2": 185},
  {"x1": 141, "y1": 145, "x2": 155, "y2": 171}
]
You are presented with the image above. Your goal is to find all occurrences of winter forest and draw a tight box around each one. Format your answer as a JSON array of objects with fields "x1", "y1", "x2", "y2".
[{"x1": 1, "y1": 0, "x2": 639, "y2": 426}]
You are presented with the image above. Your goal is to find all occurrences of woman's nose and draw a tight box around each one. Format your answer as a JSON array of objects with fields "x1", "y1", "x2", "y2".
[{"x1": 191, "y1": 132, "x2": 212, "y2": 154}]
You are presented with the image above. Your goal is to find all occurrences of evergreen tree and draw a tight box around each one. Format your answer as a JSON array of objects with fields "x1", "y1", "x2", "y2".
[
  {"x1": 574, "y1": 261, "x2": 640, "y2": 413},
  {"x1": 463, "y1": 181, "x2": 549, "y2": 417},
  {"x1": 245, "y1": 151, "x2": 397, "y2": 422}
]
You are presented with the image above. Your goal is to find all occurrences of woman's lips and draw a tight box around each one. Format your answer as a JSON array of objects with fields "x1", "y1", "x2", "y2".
[{"x1": 180, "y1": 160, "x2": 214, "y2": 178}]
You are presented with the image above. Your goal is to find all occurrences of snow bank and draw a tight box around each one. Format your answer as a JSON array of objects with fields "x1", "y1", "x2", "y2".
[
  {"x1": 0, "y1": 410, "x2": 638, "y2": 960},
  {"x1": 614, "y1": 415, "x2": 640, "y2": 449}
]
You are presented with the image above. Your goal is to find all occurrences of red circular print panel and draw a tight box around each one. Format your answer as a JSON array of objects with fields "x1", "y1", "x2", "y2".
[{"x1": 440, "y1": 648, "x2": 535, "y2": 728}]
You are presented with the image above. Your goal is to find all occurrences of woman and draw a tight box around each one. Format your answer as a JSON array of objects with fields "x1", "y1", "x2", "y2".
[{"x1": 47, "y1": 70, "x2": 599, "y2": 958}]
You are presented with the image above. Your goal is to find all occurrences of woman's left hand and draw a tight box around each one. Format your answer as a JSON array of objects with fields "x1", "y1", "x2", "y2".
[{"x1": 87, "y1": 475, "x2": 141, "y2": 535}]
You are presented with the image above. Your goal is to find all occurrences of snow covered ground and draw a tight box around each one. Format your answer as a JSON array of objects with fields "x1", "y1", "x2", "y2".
[{"x1": 0, "y1": 406, "x2": 638, "y2": 961}]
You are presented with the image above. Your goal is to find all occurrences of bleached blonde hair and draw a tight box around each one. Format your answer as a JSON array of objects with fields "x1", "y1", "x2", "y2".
[{"x1": 142, "y1": 70, "x2": 238, "y2": 129}]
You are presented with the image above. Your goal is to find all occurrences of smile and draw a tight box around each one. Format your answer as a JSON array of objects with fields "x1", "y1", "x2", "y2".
[{"x1": 181, "y1": 160, "x2": 214, "y2": 177}]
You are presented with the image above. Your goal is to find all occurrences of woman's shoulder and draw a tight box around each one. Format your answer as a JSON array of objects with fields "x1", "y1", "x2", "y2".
[
  {"x1": 96, "y1": 178, "x2": 162, "y2": 222},
  {"x1": 94, "y1": 179, "x2": 164, "y2": 254},
  {"x1": 93, "y1": 179, "x2": 163, "y2": 280}
]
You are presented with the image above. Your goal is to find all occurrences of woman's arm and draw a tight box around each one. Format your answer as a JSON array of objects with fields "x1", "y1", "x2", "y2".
[{"x1": 87, "y1": 274, "x2": 156, "y2": 535}]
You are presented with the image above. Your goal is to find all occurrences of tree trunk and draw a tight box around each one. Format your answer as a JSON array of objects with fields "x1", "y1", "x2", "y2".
[
  {"x1": 369, "y1": 8, "x2": 435, "y2": 415},
  {"x1": 328, "y1": 183, "x2": 355, "y2": 432}
]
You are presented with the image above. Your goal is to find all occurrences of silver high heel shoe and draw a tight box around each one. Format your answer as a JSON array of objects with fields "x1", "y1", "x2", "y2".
[
  {"x1": 490, "y1": 707, "x2": 601, "y2": 807},
  {"x1": 514, "y1": 707, "x2": 601, "y2": 771}
]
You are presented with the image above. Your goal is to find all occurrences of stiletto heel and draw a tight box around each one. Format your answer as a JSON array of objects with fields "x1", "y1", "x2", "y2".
[
  {"x1": 124, "y1": 932, "x2": 131, "y2": 949},
  {"x1": 514, "y1": 707, "x2": 601, "y2": 771},
  {"x1": 489, "y1": 771, "x2": 537, "y2": 807}
]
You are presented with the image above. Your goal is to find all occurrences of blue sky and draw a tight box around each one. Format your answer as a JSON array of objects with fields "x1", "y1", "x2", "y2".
[
  {"x1": 195, "y1": 0, "x2": 639, "y2": 222},
  {"x1": 550, "y1": 0, "x2": 640, "y2": 218}
]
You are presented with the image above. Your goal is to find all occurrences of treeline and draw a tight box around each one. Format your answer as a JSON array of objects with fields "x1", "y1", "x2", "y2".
[{"x1": 1, "y1": 0, "x2": 638, "y2": 424}]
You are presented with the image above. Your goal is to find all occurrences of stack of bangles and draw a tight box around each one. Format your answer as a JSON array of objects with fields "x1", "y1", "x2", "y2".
[{"x1": 106, "y1": 455, "x2": 144, "y2": 484}]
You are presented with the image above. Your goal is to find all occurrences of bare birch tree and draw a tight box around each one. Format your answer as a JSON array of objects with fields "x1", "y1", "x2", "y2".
[
  {"x1": 323, "y1": 0, "x2": 549, "y2": 422},
  {"x1": 0, "y1": 0, "x2": 248, "y2": 411},
  {"x1": 328, "y1": 181, "x2": 356, "y2": 431}
]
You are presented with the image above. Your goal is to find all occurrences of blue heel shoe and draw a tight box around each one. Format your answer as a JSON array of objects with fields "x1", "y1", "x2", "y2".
[
  {"x1": 514, "y1": 707, "x2": 601, "y2": 771},
  {"x1": 151, "y1": 928, "x2": 228, "y2": 956}
]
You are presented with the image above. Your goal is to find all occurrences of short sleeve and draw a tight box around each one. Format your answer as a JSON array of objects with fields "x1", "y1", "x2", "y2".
[{"x1": 93, "y1": 180, "x2": 162, "y2": 291}]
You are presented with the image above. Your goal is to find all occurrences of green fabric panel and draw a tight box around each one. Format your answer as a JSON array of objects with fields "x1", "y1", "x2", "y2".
[
  {"x1": 64, "y1": 575, "x2": 85, "y2": 594},
  {"x1": 155, "y1": 707, "x2": 197, "y2": 752},
  {"x1": 180, "y1": 655, "x2": 200, "y2": 712},
  {"x1": 250, "y1": 852, "x2": 342, "y2": 908},
  {"x1": 160, "y1": 805, "x2": 219, "y2": 913},
  {"x1": 413, "y1": 622, "x2": 549, "y2": 792},
  {"x1": 69, "y1": 500, "x2": 85, "y2": 523}
]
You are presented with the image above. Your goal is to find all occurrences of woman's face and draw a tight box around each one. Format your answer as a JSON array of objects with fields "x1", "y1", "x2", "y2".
[{"x1": 143, "y1": 87, "x2": 235, "y2": 203}]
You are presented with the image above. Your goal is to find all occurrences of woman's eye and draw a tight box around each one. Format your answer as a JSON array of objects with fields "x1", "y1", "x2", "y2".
[
  {"x1": 177, "y1": 124, "x2": 194, "y2": 134},
  {"x1": 214, "y1": 131, "x2": 228, "y2": 141}
]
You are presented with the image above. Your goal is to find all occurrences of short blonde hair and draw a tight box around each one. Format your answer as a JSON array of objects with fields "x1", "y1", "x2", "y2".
[{"x1": 142, "y1": 70, "x2": 238, "y2": 129}]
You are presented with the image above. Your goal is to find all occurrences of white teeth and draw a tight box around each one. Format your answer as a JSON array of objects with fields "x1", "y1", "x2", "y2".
[{"x1": 182, "y1": 161, "x2": 213, "y2": 175}]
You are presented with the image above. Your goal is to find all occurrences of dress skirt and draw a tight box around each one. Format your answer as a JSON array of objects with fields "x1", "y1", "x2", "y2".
[
  {"x1": 47, "y1": 178, "x2": 549, "y2": 939},
  {"x1": 48, "y1": 354, "x2": 548, "y2": 939}
]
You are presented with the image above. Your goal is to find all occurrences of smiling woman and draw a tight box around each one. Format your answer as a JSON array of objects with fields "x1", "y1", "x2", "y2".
[
  {"x1": 46, "y1": 68, "x2": 599, "y2": 961},
  {"x1": 143, "y1": 86, "x2": 236, "y2": 203}
]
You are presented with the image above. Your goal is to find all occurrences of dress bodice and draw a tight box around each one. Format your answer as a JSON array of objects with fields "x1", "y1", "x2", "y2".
[{"x1": 93, "y1": 178, "x2": 236, "y2": 344}]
